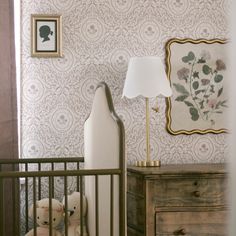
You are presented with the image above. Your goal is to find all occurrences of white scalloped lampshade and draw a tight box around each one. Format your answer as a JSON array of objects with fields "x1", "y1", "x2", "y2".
[{"x1": 122, "y1": 56, "x2": 172, "y2": 98}]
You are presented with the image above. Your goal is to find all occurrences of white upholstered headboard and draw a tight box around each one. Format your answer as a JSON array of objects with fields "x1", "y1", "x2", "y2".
[{"x1": 84, "y1": 82, "x2": 125, "y2": 236}]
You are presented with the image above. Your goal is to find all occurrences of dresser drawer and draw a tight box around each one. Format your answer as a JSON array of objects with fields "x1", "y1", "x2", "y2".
[
  {"x1": 155, "y1": 209, "x2": 227, "y2": 236},
  {"x1": 148, "y1": 176, "x2": 226, "y2": 207}
]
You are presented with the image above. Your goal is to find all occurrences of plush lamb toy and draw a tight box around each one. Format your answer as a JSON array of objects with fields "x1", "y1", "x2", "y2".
[
  {"x1": 62, "y1": 192, "x2": 88, "y2": 236},
  {"x1": 25, "y1": 198, "x2": 64, "y2": 236}
]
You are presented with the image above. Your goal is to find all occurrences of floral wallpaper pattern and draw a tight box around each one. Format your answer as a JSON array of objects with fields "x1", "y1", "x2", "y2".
[{"x1": 21, "y1": 0, "x2": 229, "y2": 164}]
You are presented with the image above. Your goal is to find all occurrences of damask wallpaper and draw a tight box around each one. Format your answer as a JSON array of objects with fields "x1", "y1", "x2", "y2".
[{"x1": 21, "y1": 0, "x2": 229, "y2": 164}]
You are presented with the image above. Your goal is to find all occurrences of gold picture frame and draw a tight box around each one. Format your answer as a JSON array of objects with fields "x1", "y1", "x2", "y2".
[
  {"x1": 166, "y1": 38, "x2": 228, "y2": 135},
  {"x1": 31, "y1": 14, "x2": 62, "y2": 57}
]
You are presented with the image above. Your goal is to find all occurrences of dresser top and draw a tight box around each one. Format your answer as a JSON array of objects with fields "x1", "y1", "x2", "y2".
[{"x1": 127, "y1": 163, "x2": 227, "y2": 176}]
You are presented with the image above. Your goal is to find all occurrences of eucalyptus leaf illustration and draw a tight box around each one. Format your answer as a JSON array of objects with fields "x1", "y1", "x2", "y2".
[
  {"x1": 184, "y1": 101, "x2": 194, "y2": 107},
  {"x1": 192, "y1": 81, "x2": 199, "y2": 90},
  {"x1": 182, "y1": 51, "x2": 195, "y2": 63},
  {"x1": 173, "y1": 83, "x2": 189, "y2": 95},
  {"x1": 217, "y1": 87, "x2": 223, "y2": 97},
  {"x1": 189, "y1": 107, "x2": 199, "y2": 121},
  {"x1": 214, "y1": 74, "x2": 223, "y2": 83},
  {"x1": 175, "y1": 95, "x2": 188, "y2": 101},
  {"x1": 202, "y1": 65, "x2": 211, "y2": 75}
]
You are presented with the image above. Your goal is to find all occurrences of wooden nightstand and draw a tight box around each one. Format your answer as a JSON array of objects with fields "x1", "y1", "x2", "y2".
[{"x1": 127, "y1": 164, "x2": 227, "y2": 236}]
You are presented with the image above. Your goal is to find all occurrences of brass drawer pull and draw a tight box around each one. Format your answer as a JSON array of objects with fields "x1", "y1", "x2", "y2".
[
  {"x1": 173, "y1": 228, "x2": 186, "y2": 235},
  {"x1": 192, "y1": 190, "x2": 201, "y2": 197}
]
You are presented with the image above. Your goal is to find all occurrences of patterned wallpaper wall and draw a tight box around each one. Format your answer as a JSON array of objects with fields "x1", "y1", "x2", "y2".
[{"x1": 21, "y1": 0, "x2": 229, "y2": 164}]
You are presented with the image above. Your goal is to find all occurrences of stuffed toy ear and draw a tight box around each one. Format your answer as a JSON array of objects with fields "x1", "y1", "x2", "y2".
[{"x1": 28, "y1": 201, "x2": 39, "y2": 218}]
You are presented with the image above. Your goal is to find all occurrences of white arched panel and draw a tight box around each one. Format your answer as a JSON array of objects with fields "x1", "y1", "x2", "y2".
[{"x1": 84, "y1": 82, "x2": 125, "y2": 236}]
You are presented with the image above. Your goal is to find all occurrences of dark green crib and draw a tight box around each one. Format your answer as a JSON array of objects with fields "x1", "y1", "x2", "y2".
[{"x1": 0, "y1": 157, "x2": 125, "y2": 236}]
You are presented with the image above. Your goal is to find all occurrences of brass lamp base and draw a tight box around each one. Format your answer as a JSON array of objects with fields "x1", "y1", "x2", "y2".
[
  {"x1": 135, "y1": 160, "x2": 161, "y2": 167},
  {"x1": 134, "y1": 98, "x2": 161, "y2": 168}
]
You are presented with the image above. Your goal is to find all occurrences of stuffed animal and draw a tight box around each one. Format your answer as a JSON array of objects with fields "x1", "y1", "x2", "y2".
[
  {"x1": 25, "y1": 198, "x2": 64, "y2": 236},
  {"x1": 62, "y1": 192, "x2": 88, "y2": 236}
]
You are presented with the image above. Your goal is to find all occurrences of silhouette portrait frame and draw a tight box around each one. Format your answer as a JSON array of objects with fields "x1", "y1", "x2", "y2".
[{"x1": 31, "y1": 15, "x2": 62, "y2": 57}]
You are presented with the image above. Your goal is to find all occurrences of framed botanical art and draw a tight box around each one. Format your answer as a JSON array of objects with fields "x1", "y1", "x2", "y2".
[
  {"x1": 166, "y1": 38, "x2": 228, "y2": 135},
  {"x1": 31, "y1": 14, "x2": 62, "y2": 57}
]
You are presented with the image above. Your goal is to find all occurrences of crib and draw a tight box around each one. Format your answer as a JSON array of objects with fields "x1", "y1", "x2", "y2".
[{"x1": 0, "y1": 82, "x2": 126, "y2": 236}]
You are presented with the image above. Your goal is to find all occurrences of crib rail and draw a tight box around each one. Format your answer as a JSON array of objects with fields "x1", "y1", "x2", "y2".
[
  {"x1": 0, "y1": 157, "x2": 85, "y2": 164},
  {"x1": 0, "y1": 168, "x2": 121, "y2": 177},
  {"x1": 0, "y1": 158, "x2": 125, "y2": 236}
]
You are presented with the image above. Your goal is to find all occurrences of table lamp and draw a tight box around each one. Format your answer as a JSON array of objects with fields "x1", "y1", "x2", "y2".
[{"x1": 122, "y1": 56, "x2": 172, "y2": 167}]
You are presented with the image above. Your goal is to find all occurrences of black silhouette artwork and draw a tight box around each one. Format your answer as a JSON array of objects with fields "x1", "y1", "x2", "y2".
[{"x1": 39, "y1": 25, "x2": 53, "y2": 42}]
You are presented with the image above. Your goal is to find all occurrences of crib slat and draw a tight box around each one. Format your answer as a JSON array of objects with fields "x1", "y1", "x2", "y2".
[
  {"x1": 15, "y1": 177, "x2": 21, "y2": 236},
  {"x1": 12, "y1": 164, "x2": 16, "y2": 235},
  {"x1": 25, "y1": 164, "x2": 29, "y2": 233},
  {"x1": 64, "y1": 172, "x2": 68, "y2": 236},
  {"x1": 38, "y1": 163, "x2": 41, "y2": 199},
  {"x1": 13, "y1": 176, "x2": 20, "y2": 236},
  {"x1": 120, "y1": 167, "x2": 126, "y2": 236},
  {"x1": 33, "y1": 177, "x2": 37, "y2": 236},
  {"x1": 77, "y1": 162, "x2": 80, "y2": 191},
  {"x1": 49, "y1": 176, "x2": 53, "y2": 236},
  {"x1": 12, "y1": 165, "x2": 15, "y2": 229},
  {"x1": 110, "y1": 174, "x2": 114, "y2": 236},
  {"x1": 95, "y1": 175, "x2": 99, "y2": 236},
  {"x1": 64, "y1": 161, "x2": 67, "y2": 171},
  {"x1": 51, "y1": 163, "x2": 54, "y2": 198},
  {"x1": 0, "y1": 177, "x2": 4, "y2": 236},
  {"x1": 80, "y1": 176, "x2": 83, "y2": 236}
]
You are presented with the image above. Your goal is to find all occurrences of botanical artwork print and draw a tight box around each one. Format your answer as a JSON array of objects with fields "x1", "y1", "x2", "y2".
[
  {"x1": 166, "y1": 39, "x2": 228, "y2": 134},
  {"x1": 175, "y1": 51, "x2": 227, "y2": 124}
]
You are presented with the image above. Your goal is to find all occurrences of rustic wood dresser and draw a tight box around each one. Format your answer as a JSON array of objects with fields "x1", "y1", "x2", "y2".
[{"x1": 127, "y1": 164, "x2": 227, "y2": 236}]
